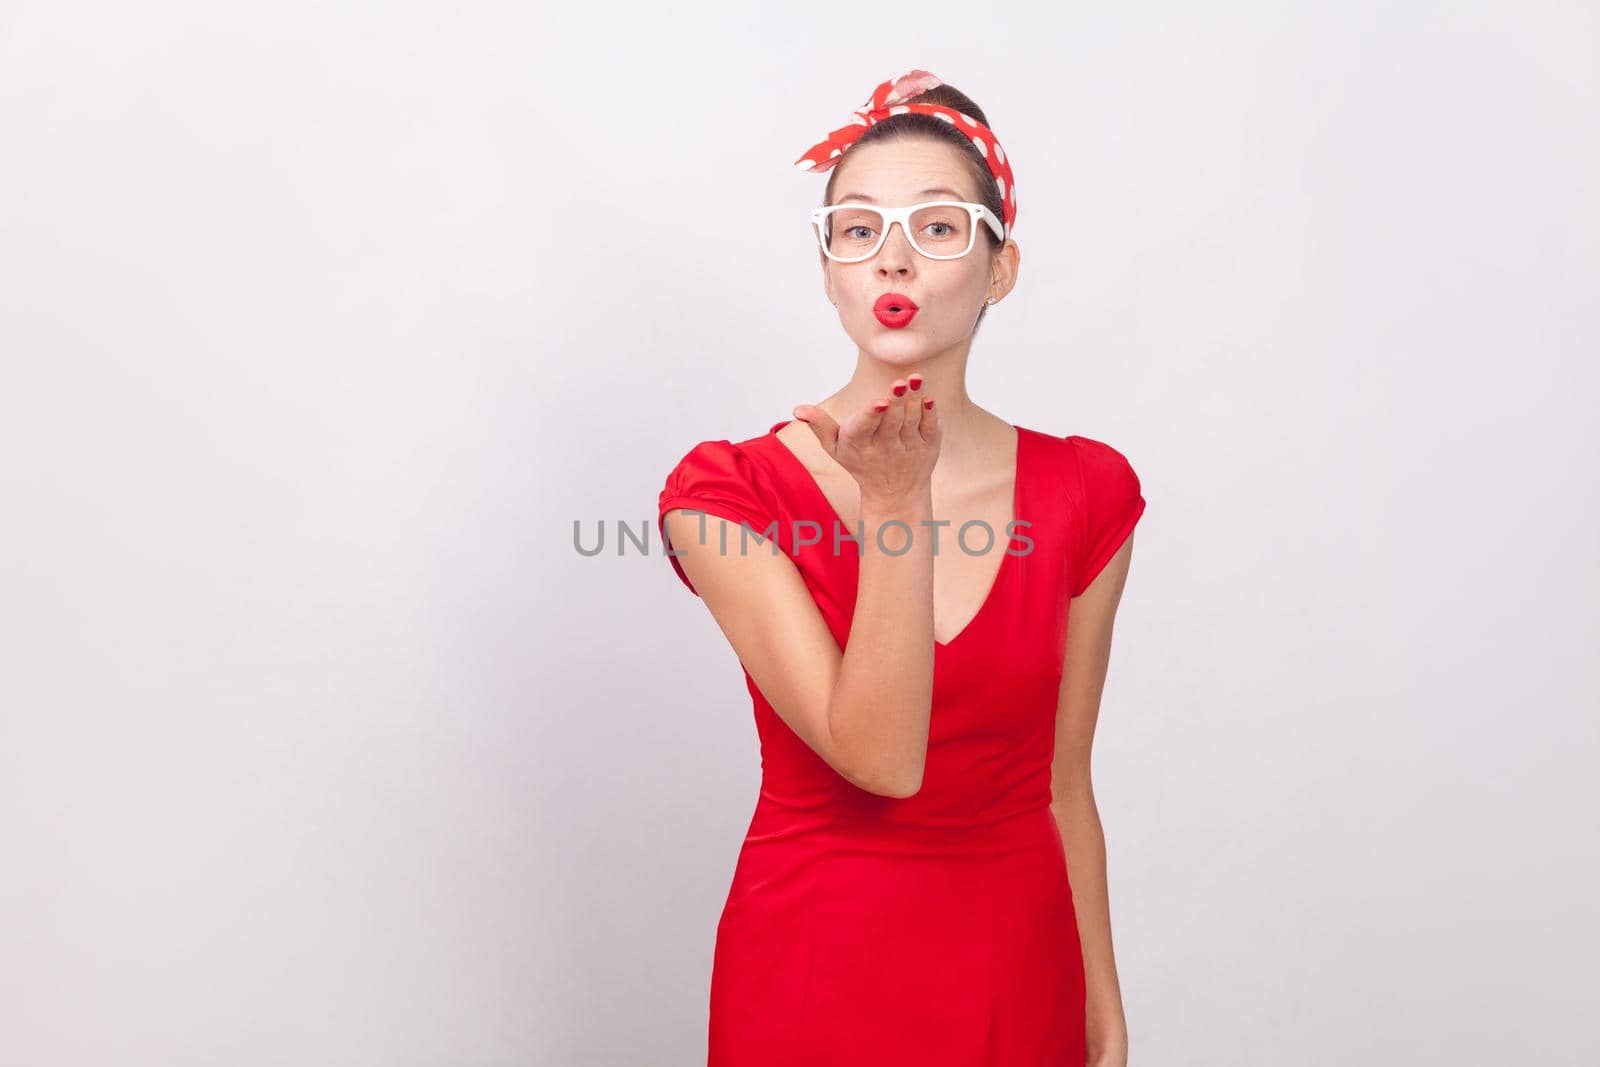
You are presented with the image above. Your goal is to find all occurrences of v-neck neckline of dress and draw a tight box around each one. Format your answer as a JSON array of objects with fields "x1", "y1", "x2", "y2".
[{"x1": 763, "y1": 418, "x2": 1025, "y2": 651}]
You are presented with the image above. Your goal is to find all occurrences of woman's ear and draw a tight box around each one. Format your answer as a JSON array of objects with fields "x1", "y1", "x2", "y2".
[{"x1": 989, "y1": 239, "x2": 1021, "y2": 302}]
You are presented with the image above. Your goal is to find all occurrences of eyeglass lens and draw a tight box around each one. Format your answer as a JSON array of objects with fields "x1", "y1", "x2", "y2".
[{"x1": 819, "y1": 204, "x2": 974, "y2": 262}]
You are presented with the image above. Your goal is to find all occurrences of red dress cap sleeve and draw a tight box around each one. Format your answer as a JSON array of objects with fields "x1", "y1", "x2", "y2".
[
  {"x1": 657, "y1": 439, "x2": 777, "y2": 597},
  {"x1": 1068, "y1": 435, "x2": 1147, "y2": 598}
]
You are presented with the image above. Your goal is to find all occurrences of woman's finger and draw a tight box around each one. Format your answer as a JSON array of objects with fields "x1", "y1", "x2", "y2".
[
  {"x1": 918, "y1": 390, "x2": 938, "y2": 444},
  {"x1": 794, "y1": 403, "x2": 840, "y2": 458},
  {"x1": 866, "y1": 395, "x2": 890, "y2": 434},
  {"x1": 879, "y1": 380, "x2": 907, "y2": 440},
  {"x1": 898, "y1": 376, "x2": 923, "y2": 440}
]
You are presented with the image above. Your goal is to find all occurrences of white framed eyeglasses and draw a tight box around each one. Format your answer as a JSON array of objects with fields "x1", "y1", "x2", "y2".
[{"x1": 809, "y1": 200, "x2": 1005, "y2": 264}]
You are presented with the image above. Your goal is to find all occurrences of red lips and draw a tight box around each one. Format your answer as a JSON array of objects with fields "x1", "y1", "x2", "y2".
[{"x1": 873, "y1": 292, "x2": 920, "y2": 328}]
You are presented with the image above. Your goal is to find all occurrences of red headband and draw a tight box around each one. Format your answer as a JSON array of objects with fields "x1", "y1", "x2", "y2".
[{"x1": 794, "y1": 68, "x2": 1016, "y2": 236}]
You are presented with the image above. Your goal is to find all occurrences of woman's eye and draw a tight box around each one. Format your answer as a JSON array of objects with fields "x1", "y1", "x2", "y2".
[
  {"x1": 926, "y1": 223, "x2": 953, "y2": 237},
  {"x1": 846, "y1": 226, "x2": 875, "y2": 239}
]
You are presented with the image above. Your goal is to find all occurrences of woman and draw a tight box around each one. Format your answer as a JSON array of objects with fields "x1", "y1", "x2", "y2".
[{"x1": 657, "y1": 69, "x2": 1146, "y2": 1067}]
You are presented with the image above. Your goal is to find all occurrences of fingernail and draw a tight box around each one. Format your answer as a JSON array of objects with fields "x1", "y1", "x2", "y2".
[
  {"x1": 893, "y1": 384, "x2": 907, "y2": 396},
  {"x1": 909, "y1": 378, "x2": 922, "y2": 391},
  {"x1": 923, "y1": 398, "x2": 934, "y2": 409},
  {"x1": 874, "y1": 402, "x2": 888, "y2": 412}
]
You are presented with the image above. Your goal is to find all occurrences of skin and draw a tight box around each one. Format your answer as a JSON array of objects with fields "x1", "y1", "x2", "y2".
[{"x1": 662, "y1": 137, "x2": 1135, "y2": 1066}]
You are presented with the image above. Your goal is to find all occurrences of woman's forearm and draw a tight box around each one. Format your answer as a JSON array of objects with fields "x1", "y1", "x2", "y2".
[
  {"x1": 827, "y1": 491, "x2": 936, "y2": 797},
  {"x1": 1051, "y1": 789, "x2": 1130, "y2": 1064}
]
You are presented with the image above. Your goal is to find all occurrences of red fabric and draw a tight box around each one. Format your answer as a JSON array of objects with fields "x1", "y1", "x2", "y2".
[
  {"x1": 658, "y1": 421, "x2": 1146, "y2": 1065},
  {"x1": 658, "y1": 439, "x2": 780, "y2": 598},
  {"x1": 1067, "y1": 435, "x2": 1147, "y2": 598},
  {"x1": 794, "y1": 68, "x2": 1019, "y2": 234}
]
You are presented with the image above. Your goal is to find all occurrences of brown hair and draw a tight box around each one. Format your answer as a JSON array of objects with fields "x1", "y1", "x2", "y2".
[{"x1": 821, "y1": 82, "x2": 1007, "y2": 331}]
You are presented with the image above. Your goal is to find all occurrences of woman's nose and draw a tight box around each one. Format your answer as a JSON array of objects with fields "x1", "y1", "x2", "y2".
[{"x1": 875, "y1": 221, "x2": 916, "y2": 272}]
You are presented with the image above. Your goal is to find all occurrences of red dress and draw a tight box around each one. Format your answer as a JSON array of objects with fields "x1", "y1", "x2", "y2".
[{"x1": 658, "y1": 419, "x2": 1146, "y2": 1067}]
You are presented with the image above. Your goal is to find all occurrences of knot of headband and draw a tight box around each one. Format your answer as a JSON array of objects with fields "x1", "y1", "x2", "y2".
[{"x1": 793, "y1": 68, "x2": 1017, "y2": 236}]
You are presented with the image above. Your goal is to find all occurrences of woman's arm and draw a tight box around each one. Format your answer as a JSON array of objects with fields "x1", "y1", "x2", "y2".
[
  {"x1": 1050, "y1": 531, "x2": 1137, "y2": 1067},
  {"x1": 663, "y1": 386, "x2": 940, "y2": 797}
]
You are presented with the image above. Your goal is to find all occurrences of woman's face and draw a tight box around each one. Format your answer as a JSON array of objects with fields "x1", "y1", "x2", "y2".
[{"x1": 820, "y1": 139, "x2": 998, "y2": 363}]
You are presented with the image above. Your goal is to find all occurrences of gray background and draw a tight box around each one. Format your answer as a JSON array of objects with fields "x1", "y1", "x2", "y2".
[{"x1": 2, "y1": 2, "x2": 1596, "y2": 1064}]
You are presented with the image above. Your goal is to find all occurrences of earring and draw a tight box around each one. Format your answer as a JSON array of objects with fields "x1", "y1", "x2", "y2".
[{"x1": 985, "y1": 297, "x2": 996, "y2": 306}]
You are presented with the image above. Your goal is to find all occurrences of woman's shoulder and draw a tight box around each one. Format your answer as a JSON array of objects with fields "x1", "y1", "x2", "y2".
[
  {"x1": 1063, "y1": 432, "x2": 1140, "y2": 485},
  {"x1": 657, "y1": 429, "x2": 787, "y2": 597},
  {"x1": 1024, "y1": 427, "x2": 1146, "y2": 596},
  {"x1": 1019, "y1": 425, "x2": 1140, "y2": 492},
  {"x1": 658, "y1": 429, "x2": 780, "y2": 529}
]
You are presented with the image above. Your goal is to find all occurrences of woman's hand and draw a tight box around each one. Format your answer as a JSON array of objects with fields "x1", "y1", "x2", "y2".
[{"x1": 793, "y1": 374, "x2": 939, "y2": 510}]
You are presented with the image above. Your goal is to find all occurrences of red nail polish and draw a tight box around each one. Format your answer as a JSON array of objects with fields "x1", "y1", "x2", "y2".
[
  {"x1": 909, "y1": 378, "x2": 922, "y2": 390},
  {"x1": 874, "y1": 402, "x2": 888, "y2": 412},
  {"x1": 893, "y1": 384, "x2": 907, "y2": 396},
  {"x1": 923, "y1": 398, "x2": 934, "y2": 409}
]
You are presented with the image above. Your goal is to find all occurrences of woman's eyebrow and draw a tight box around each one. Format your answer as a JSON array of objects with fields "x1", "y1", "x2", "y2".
[{"x1": 836, "y1": 187, "x2": 968, "y2": 204}]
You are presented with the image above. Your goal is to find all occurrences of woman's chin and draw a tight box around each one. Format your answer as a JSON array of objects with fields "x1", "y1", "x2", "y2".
[
  {"x1": 866, "y1": 335, "x2": 939, "y2": 364},
  {"x1": 842, "y1": 319, "x2": 951, "y2": 363}
]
